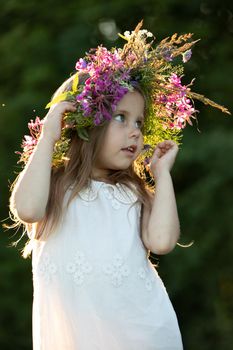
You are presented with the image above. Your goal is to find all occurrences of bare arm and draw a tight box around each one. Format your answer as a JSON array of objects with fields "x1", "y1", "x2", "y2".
[
  {"x1": 10, "y1": 102, "x2": 77, "y2": 223},
  {"x1": 142, "y1": 141, "x2": 180, "y2": 255}
]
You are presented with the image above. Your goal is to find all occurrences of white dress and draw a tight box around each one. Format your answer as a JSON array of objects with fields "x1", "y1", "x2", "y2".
[{"x1": 32, "y1": 180, "x2": 183, "y2": 350}]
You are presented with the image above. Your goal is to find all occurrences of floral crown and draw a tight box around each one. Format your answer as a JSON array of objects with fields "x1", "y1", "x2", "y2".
[{"x1": 18, "y1": 21, "x2": 230, "y2": 175}]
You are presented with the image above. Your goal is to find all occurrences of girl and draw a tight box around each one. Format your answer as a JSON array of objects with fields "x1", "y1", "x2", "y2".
[
  {"x1": 13, "y1": 92, "x2": 182, "y2": 350},
  {"x1": 9, "y1": 23, "x2": 228, "y2": 350}
]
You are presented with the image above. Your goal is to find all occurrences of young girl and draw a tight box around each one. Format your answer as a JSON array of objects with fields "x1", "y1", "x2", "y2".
[{"x1": 9, "y1": 23, "x2": 228, "y2": 350}]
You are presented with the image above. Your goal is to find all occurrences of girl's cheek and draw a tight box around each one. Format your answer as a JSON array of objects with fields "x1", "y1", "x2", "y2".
[{"x1": 139, "y1": 135, "x2": 144, "y2": 147}]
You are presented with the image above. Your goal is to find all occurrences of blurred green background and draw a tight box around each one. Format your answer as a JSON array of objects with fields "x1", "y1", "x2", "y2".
[{"x1": 0, "y1": 0, "x2": 232, "y2": 349}]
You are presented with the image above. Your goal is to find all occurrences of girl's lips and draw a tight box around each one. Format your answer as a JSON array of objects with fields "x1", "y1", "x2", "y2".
[{"x1": 121, "y1": 145, "x2": 137, "y2": 156}]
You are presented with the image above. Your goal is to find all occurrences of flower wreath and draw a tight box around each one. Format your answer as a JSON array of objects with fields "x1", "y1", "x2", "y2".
[{"x1": 18, "y1": 21, "x2": 230, "y2": 178}]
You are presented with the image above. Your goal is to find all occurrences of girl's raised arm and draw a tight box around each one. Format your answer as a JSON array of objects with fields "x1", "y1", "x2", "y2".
[
  {"x1": 142, "y1": 141, "x2": 180, "y2": 255},
  {"x1": 10, "y1": 102, "x2": 76, "y2": 223}
]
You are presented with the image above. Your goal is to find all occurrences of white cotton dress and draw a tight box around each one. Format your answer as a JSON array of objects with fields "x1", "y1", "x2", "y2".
[{"x1": 32, "y1": 180, "x2": 183, "y2": 350}]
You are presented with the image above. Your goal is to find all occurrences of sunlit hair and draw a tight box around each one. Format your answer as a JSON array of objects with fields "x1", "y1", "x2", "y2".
[{"x1": 9, "y1": 73, "x2": 152, "y2": 258}]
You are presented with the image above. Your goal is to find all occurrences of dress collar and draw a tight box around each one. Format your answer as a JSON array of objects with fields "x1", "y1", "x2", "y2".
[{"x1": 78, "y1": 180, "x2": 138, "y2": 204}]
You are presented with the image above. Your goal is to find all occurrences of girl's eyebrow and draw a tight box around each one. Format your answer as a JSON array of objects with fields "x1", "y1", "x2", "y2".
[{"x1": 113, "y1": 109, "x2": 129, "y2": 115}]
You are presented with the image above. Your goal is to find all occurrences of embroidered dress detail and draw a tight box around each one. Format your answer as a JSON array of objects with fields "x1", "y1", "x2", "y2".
[
  {"x1": 78, "y1": 184, "x2": 99, "y2": 202},
  {"x1": 66, "y1": 251, "x2": 93, "y2": 286},
  {"x1": 103, "y1": 254, "x2": 131, "y2": 287},
  {"x1": 111, "y1": 183, "x2": 138, "y2": 204},
  {"x1": 138, "y1": 266, "x2": 155, "y2": 292},
  {"x1": 37, "y1": 253, "x2": 57, "y2": 285}
]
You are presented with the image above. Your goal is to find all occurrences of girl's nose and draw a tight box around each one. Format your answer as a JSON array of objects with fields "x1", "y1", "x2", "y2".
[{"x1": 129, "y1": 125, "x2": 140, "y2": 139}]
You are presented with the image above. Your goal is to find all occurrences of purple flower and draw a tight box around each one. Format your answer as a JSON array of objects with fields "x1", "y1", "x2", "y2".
[
  {"x1": 73, "y1": 46, "x2": 131, "y2": 125},
  {"x1": 94, "y1": 111, "x2": 102, "y2": 125},
  {"x1": 144, "y1": 157, "x2": 151, "y2": 166},
  {"x1": 75, "y1": 58, "x2": 87, "y2": 70},
  {"x1": 143, "y1": 144, "x2": 152, "y2": 151},
  {"x1": 157, "y1": 95, "x2": 167, "y2": 103},
  {"x1": 160, "y1": 47, "x2": 173, "y2": 62}
]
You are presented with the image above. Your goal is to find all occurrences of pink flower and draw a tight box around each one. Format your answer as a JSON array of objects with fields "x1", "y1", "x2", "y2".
[
  {"x1": 21, "y1": 117, "x2": 44, "y2": 153},
  {"x1": 156, "y1": 74, "x2": 197, "y2": 130}
]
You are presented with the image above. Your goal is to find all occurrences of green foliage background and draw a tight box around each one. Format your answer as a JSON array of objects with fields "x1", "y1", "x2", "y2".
[{"x1": 0, "y1": 0, "x2": 232, "y2": 349}]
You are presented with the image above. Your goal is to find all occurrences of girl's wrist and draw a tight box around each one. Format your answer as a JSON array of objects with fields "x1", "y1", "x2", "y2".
[
  {"x1": 39, "y1": 132, "x2": 56, "y2": 148},
  {"x1": 152, "y1": 167, "x2": 171, "y2": 180}
]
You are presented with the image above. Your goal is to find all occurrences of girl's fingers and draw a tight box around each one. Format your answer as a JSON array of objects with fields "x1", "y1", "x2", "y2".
[
  {"x1": 150, "y1": 141, "x2": 178, "y2": 163},
  {"x1": 158, "y1": 140, "x2": 176, "y2": 149},
  {"x1": 153, "y1": 146, "x2": 162, "y2": 158},
  {"x1": 153, "y1": 141, "x2": 175, "y2": 157},
  {"x1": 50, "y1": 101, "x2": 77, "y2": 113},
  {"x1": 159, "y1": 141, "x2": 178, "y2": 154},
  {"x1": 42, "y1": 101, "x2": 77, "y2": 142}
]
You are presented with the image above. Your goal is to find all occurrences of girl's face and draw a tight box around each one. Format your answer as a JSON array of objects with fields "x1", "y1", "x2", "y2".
[{"x1": 93, "y1": 90, "x2": 144, "y2": 178}]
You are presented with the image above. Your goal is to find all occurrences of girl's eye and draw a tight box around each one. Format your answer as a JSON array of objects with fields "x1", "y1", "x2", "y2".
[
  {"x1": 136, "y1": 120, "x2": 143, "y2": 129},
  {"x1": 114, "y1": 114, "x2": 125, "y2": 123}
]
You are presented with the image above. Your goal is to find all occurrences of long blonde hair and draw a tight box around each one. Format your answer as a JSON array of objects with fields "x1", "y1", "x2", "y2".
[{"x1": 9, "y1": 74, "x2": 152, "y2": 257}]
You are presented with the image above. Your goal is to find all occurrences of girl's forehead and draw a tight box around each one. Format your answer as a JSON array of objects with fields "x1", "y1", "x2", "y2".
[{"x1": 117, "y1": 90, "x2": 145, "y2": 109}]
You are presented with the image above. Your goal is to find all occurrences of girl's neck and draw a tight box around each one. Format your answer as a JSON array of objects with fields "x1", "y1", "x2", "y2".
[
  {"x1": 91, "y1": 170, "x2": 118, "y2": 185},
  {"x1": 91, "y1": 176, "x2": 113, "y2": 184},
  {"x1": 91, "y1": 168, "x2": 113, "y2": 184}
]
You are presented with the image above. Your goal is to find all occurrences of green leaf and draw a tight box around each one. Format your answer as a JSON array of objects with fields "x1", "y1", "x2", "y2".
[{"x1": 77, "y1": 127, "x2": 89, "y2": 141}]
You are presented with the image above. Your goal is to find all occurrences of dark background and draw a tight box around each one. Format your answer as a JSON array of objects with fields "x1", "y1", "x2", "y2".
[{"x1": 0, "y1": 0, "x2": 232, "y2": 349}]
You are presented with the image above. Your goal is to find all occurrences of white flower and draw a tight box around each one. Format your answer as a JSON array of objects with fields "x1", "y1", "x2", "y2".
[
  {"x1": 123, "y1": 30, "x2": 131, "y2": 38},
  {"x1": 139, "y1": 29, "x2": 153, "y2": 38}
]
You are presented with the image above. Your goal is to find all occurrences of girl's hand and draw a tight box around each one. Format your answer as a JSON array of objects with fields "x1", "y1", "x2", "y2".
[
  {"x1": 149, "y1": 140, "x2": 179, "y2": 178},
  {"x1": 41, "y1": 101, "x2": 77, "y2": 143}
]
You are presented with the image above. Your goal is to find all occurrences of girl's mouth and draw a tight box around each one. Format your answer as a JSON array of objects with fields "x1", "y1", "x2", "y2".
[{"x1": 121, "y1": 145, "x2": 137, "y2": 155}]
